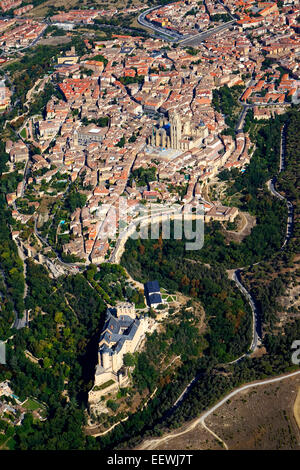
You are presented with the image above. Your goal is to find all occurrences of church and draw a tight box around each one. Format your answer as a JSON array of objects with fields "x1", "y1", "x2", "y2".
[{"x1": 147, "y1": 111, "x2": 208, "y2": 152}]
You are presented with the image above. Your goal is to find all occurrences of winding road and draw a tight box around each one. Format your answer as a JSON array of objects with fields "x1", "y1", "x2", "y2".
[
  {"x1": 229, "y1": 124, "x2": 292, "y2": 355},
  {"x1": 163, "y1": 122, "x2": 292, "y2": 411},
  {"x1": 136, "y1": 108, "x2": 295, "y2": 446},
  {"x1": 138, "y1": 6, "x2": 183, "y2": 41},
  {"x1": 138, "y1": 369, "x2": 300, "y2": 450},
  {"x1": 4, "y1": 8, "x2": 296, "y2": 444},
  {"x1": 33, "y1": 217, "x2": 84, "y2": 273}
]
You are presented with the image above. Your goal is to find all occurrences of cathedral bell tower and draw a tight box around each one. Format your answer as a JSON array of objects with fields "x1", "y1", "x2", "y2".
[{"x1": 170, "y1": 112, "x2": 182, "y2": 150}]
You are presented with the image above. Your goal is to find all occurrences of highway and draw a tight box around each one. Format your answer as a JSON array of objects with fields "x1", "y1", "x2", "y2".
[
  {"x1": 137, "y1": 4, "x2": 235, "y2": 45},
  {"x1": 178, "y1": 20, "x2": 235, "y2": 46},
  {"x1": 137, "y1": 6, "x2": 183, "y2": 41}
]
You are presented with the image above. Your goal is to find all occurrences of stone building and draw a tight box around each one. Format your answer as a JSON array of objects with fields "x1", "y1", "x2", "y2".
[
  {"x1": 75, "y1": 124, "x2": 107, "y2": 146},
  {"x1": 88, "y1": 302, "x2": 148, "y2": 408},
  {"x1": 148, "y1": 111, "x2": 208, "y2": 151},
  {"x1": 8, "y1": 140, "x2": 28, "y2": 164},
  {"x1": 205, "y1": 205, "x2": 238, "y2": 223}
]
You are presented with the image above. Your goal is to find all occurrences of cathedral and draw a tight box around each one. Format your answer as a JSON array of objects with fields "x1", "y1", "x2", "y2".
[{"x1": 148, "y1": 112, "x2": 208, "y2": 152}]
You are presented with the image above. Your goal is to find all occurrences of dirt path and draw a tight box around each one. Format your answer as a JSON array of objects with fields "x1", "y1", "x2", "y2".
[
  {"x1": 136, "y1": 370, "x2": 300, "y2": 450},
  {"x1": 293, "y1": 387, "x2": 300, "y2": 431},
  {"x1": 124, "y1": 268, "x2": 144, "y2": 291},
  {"x1": 223, "y1": 212, "x2": 256, "y2": 243},
  {"x1": 202, "y1": 421, "x2": 228, "y2": 450}
]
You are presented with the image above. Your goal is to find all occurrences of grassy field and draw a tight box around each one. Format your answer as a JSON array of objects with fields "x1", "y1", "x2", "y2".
[
  {"x1": 28, "y1": 0, "x2": 148, "y2": 19},
  {"x1": 22, "y1": 398, "x2": 43, "y2": 411},
  {"x1": 20, "y1": 128, "x2": 27, "y2": 139}
]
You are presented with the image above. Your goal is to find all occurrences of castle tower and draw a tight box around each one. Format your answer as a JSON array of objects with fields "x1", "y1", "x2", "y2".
[{"x1": 101, "y1": 349, "x2": 110, "y2": 369}]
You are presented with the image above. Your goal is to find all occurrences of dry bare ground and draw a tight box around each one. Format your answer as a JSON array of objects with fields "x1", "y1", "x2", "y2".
[
  {"x1": 294, "y1": 387, "x2": 300, "y2": 432},
  {"x1": 204, "y1": 375, "x2": 300, "y2": 450},
  {"x1": 28, "y1": 0, "x2": 145, "y2": 18},
  {"x1": 135, "y1": 374, "x2": 300, "y2": 451},
  {"x1": 38, "y1": 36, "x2": 72, "y2": 46},
  {"x1": 223, "y1": 212, "x2": 256, "y2": 244}
]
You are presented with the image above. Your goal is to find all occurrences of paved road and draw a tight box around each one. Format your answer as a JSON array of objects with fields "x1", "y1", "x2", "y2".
[
  {"x1": 230, "y1": 123, "x2": 293, "y2": 353},
  {"x1": 235, "y1": 106, "x2": 248, "y2": 133},
  {"x1": 217, "y1": 0, "x2": 236, "y2": 20},
  {"x1": 267, "y1": 124, "x2": 293, "y2": 249},
  {"x1": 232, "y1": 269, "x2": 260, "y2": 350},
  {"x1": 138, "y1": 4, "x2": 235, "y2": 45},
  {"x1": 201, "y1": 370, "x2": 300, "y2": 422},
  {"x1": 34, "y1": 217, "x2": 85, "y2": 273},
  {"x1": 173, "y1": 266, "x2": 261, "y2": 408},
  {"x1": 138, "y1": 6, "x2": 182, "y2": 41},
  {"x1": 179, "y1": 20, "x2": 235, "y2": 46},
  {"x1": 109, "y1": 205, "x2": 187, "y2": 264},
  {"x1": 12, "y1": 241, "x2": 29, "y2": 329},
  {"x1": 121, "y1": 122, "x2": 291, "y2": 418},
  {"x1": 172, "y1": 105, "x2": 294, "y2": 421},
  {"x1": 235, "y1": 88, "x2": 290, "y2": 134}
]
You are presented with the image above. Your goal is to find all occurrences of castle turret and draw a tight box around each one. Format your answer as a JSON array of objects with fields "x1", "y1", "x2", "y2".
[{"x1": 101, "y1": 348, "x2": 111, "y2": 369}]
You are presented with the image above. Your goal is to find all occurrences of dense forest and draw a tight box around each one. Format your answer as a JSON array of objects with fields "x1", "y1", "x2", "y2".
[
  {"x1": 105, "y1": 108, "x2": 300, "y2": 449},
  {"x1": 122, "y1": 238, "x2": 252, "y2": 362},
  {"x1": 0, "y1": 170, "x2": 25, "y2": 340},
  {"x1": 240, "y1": 110, "x2": 300, "y2": 331},
  {"x1": 212, "y1": 84, "x2": 244, "y2": 136},
  {"x1": 0, "y1": 262, "x2": 141, "y2": 449}
]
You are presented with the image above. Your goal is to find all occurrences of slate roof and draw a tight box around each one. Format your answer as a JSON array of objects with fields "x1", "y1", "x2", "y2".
[
  {"x1": 148, "y1": 293, "x2": 162, "y2": 305},
  {"x1": 144, "y1": 280, "x2": 160, "y2": 295},
  {"x1": 99, "y1": 309, "x2": 141, "y2": 356},
  {"x1": 144, "y1": 280, "x2": 162, "y2": 306}
]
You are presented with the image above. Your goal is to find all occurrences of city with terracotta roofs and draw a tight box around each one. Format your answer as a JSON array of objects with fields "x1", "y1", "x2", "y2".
[{"x1": 0, "y1": 0, "x2": 299, "y2": 457}]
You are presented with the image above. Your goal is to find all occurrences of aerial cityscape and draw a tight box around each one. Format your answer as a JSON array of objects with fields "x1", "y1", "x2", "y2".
[{"x1": 0, "y1": 0, "x2": 299, "y2": 457}]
